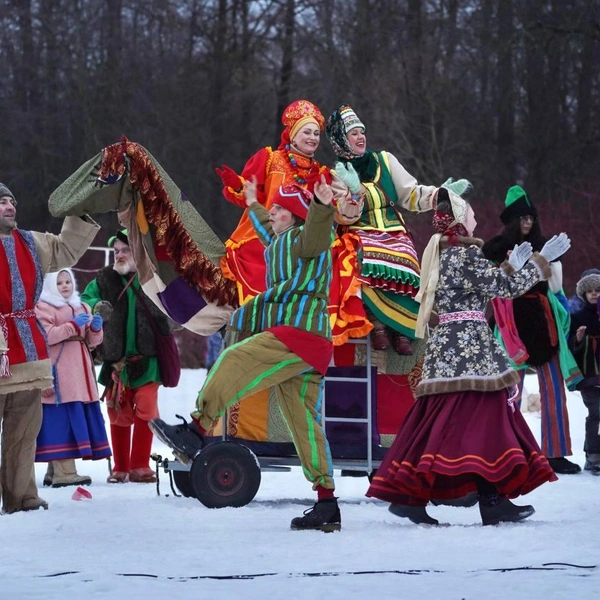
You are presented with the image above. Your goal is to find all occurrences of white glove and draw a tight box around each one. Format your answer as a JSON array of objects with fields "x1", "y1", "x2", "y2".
[
  {"x1": 540, "y1": 233, "x2": 571, "y2": 262},
  {"x1": 508, "y1": 242, "x2": 533, "y2": 271},
  {"x1": 334, "y1": 161, "x2": 361, "y2": 194}
]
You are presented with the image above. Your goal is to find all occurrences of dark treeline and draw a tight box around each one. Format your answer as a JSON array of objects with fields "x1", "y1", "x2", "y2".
[{"x1": 1, "y1": 0, "x2": 599, "y2": 292}]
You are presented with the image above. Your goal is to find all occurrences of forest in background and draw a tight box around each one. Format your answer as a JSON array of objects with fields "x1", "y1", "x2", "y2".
[{"x1": 1, "y1": 0, "x2": 599, "y2": 294}]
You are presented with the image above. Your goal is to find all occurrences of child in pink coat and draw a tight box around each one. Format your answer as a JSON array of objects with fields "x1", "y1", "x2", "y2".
[{"x1": 35, "y1": 268, "x2": 111, "y2": 487}]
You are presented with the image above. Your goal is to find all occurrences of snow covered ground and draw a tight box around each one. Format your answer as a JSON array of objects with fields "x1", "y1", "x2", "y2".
[{"x1": 1, "y1": 370, "x2": 598, "y2": 599}]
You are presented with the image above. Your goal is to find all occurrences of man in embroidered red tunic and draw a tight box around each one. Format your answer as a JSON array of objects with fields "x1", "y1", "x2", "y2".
[{"x1": 0, "y1": 182, "x2": 100, "y2": 514}]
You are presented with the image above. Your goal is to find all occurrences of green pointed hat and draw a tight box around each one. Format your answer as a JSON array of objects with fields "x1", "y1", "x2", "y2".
[{"x1": 500, "y1": 185, "x2": 537, "y2": 225}]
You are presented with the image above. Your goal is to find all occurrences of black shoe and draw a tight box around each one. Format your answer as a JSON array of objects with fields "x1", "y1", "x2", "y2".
[
  {"x1": 290, "y1": 498, "x2": 341, "y2": 532},
  {"x1": 547, "y1": 457, "x2": 582, "y2": 475},
  {"x1": 340, "y1": 470, "x2": 368, "y2": 478},
  {"x1": 431, "y1": 491, "x2": 478, "y2": 508},
  {"x1": 478, "y1": 494, "x2": 535, "y2": 526},
  {"x1": 584, "y1": 458, "x2": 600, "y2": 476},
  {"x1": 149, "y1": 416, "x2": 204, "y2": 464},
  {"x1": 388, "y1": 504, "x2": 439, "y2": 525}
]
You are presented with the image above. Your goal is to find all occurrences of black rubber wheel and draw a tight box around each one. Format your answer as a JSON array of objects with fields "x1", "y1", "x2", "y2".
[
  {"x1": 172, "y1": 469, "x2": 196, "y2": 498},
  {"x1": 190, "y1": 441, "x2": 261, "y2": 508}
]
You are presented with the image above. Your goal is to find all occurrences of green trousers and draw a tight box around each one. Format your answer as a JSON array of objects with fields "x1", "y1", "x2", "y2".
[{"x1": 192, "y1": 332, "x2": 334, "y2": 490}]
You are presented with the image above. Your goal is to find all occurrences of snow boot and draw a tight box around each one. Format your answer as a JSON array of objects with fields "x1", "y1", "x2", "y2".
[
  {"x1": 43, "y1": 462, "x2": 54, "y2": 487},
  {"x1": 547, "y1": 457, "x2": 581, "y2": 474},
  {"x1": 21, "y1": 496, "x2": 49, "y2": 511},
  {"x1": 478, "y1": 494, "x2": 535, "y2": 526},
  {"x1": 51, "y1": 459, "x2": 92, "y2": 488},
  {"x1": 149, "y1": 415, "x2": 204, "y2": 464},
  {"x1": 290, "y1": 498, "x2": 341, "y2": 532},
  {"x1": 584, "y1": 454, "x2": 600, "y2": 476},
  {"x1": 388, "y1": 503, "x2": 439, "y2": 525}
]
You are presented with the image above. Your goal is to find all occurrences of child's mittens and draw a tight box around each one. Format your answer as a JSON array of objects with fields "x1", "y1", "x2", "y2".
[{"x1": 91, "y1": 313, "x2": 103, "y2": 331}]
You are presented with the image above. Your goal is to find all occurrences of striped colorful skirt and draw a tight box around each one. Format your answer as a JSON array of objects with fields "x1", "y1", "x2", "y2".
[
  {"x1": 354, "y1": 229, "x2": 421, "y2": 337},
  {"x1": 366, "y1": 389, "x2": 556, "y2": 505},
  {"x1": 35, "y1": 401, "x2": 112, "y2": 462}
]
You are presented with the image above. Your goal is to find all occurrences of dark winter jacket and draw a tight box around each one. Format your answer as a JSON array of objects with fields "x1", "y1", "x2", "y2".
[{"x1": 568, "y1": 300, "x2": 600, "y2": 389}]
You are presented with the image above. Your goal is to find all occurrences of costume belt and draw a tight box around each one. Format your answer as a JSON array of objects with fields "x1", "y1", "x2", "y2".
[
  {"x1": 0, "y1": 308, "x2": 36, "y2": 340},
  {"x1": 438, "y1": 310, "x2": 486, "y2": 324}
]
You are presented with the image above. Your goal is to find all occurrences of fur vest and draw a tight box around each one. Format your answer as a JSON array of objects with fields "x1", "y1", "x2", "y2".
[{"x1": 95, "y1": 267, "x2": 170, "y2": 363}]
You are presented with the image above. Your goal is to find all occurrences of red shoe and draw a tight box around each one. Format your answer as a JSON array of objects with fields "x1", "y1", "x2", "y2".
[
  {"x1": 393, "y1": 333, "x2": 413, "y2": 356},
  {"x1": 129, "y1": 468, "x2": 157, "y2": 483},
  {"x1": 371, "y1": 325, "x2": 390, "y2": 351}
]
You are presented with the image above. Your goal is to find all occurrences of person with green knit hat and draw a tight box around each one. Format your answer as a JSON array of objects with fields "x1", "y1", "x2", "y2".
[{"x1": 482, "y1": 186, "x2": 582, "y2": 475}]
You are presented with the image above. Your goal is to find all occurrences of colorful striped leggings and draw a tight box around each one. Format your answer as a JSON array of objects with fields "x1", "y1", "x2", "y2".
[
  {"x1": 518, "y1": 352, "x2": 572, "y2": 458},
  {"x1": 192, "y1": 332, "x2": 334, "y2": 490}
]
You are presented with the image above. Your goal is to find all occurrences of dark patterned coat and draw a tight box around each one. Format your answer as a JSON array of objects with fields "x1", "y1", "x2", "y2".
[{"x1": 416, "y1": 244, "x2": 550, "y2": 397}]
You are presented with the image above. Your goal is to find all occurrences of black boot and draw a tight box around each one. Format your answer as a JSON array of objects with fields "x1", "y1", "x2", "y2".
[
  {"x1": 547, "y1": 457, "x2": 581, "y2": 475},
  {"x1": 388, "y1": 503, "x2": 439, "y2": 525},
  {"x1": 290, "y1": 498, "x2": 341, "y2": 532},
  {"x1": 431, "y1": 491, "x2": 478, "y2": 508},
  {"x1": 149, "y1": 415, "x2": 204, "y2": 464},
  {"x1": 478, "y1": 494, "x2": 535, "y2": 526}
]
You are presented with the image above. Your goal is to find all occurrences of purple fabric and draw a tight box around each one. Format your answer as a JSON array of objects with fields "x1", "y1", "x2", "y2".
[
  {"x1": 157, "y1": 276, "x2": 207, "y2": 324},
  {"x1": 324, "y1": 366, "x2": 380, "y2": 458}
]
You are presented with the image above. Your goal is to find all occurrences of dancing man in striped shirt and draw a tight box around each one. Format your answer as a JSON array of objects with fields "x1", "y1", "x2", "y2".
[{"x1": 151, "y1": 175, "x2": 342, "y2": 532}]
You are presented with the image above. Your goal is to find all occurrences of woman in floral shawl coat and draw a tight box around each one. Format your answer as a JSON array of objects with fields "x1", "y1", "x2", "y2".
[{"x1": 366, "y1": 186, "x2": 569, "y2": 526}]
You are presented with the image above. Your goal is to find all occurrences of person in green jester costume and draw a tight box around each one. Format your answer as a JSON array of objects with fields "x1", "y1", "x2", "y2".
[{"x1": 151, "y1": 175, "x2": 344, "y2": 532}]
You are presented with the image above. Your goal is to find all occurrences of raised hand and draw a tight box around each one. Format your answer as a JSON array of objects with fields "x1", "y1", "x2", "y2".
[
  {"x1": 507, "y1": 242, "x2": 533, "y2": 271},
  {"x1": 314, "y1": 174, "x2": 333, "y2": 206},
  {"x1": 244, "y1": 176, "x2": 258, "y2": 207},
  {"x1": 334, "y1": 161, "x2": 361, "y2": 194},
  {"x1": 215, "y1": 165, "x2": 243, "y2": 192},
  {"x1": 540, "y1": 233, "x2": 571, "y2": 262}
]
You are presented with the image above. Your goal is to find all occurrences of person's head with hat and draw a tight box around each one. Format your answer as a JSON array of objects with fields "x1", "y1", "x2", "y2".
[
  {"x1": 108, "y1": 229, "x2": 136, "y2": 276},
  {"x1": 0, "y1": 183, "x2": 18, "y2": 236},
  {"x1": 326, "y1": 104, "x2": 367, "y2": 161},
  {"x1": 279, "y1": 99, "x2": 326, "y2": 157},
  {"x1": 500, "y1": 185, "x2": 540, "y2": 236},
  {"x1": 576, "y1": 268, "x2": 600, "y2": 307},
  {"x1": 268, "y1": 184, "x2": 313, "y2": 235}
]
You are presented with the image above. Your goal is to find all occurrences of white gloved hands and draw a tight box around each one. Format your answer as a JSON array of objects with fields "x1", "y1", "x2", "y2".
[
  {"x1": 334, "y1": 161, "x2": 361, "y2": 194},
  {"x1": 540, "y1": 233, "x2": 571, "y2": 262},
  {"x1": 507, "y1": 242, "x2": 533, "y2": 271}
]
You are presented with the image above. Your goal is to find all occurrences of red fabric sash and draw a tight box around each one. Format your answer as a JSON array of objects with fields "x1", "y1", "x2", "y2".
[{"x1": 0, "y1": 231, "x2": 48, "y2": 366}]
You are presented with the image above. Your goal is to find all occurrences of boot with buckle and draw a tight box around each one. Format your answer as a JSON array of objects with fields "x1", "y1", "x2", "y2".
[{"x1": 290, "y1": 498, "x2": 341, "y2": 532}]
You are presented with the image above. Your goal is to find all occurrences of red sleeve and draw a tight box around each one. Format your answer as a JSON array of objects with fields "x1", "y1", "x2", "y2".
[{"x1": 222, "y1": 147, "x2": 271, "y2": 208}]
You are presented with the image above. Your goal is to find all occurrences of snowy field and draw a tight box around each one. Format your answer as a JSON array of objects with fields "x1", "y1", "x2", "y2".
[{"x1": 0, "y1": 370, "x2": 598, "y2": 599}]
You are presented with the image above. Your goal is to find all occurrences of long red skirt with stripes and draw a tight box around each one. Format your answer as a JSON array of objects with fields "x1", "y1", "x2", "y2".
[{"x1": 366, "y1": 389, "x2": 557, "y2": 506}]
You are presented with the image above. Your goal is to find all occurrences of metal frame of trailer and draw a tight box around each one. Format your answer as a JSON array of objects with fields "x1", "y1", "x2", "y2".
[{"x1": 152, "y1": 337, "x2": 386, "y2": 507}]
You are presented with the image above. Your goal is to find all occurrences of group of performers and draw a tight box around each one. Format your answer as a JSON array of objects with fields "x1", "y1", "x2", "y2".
[{"x1": 149, "y1": 98, "x2": 580, "y2": 532}]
